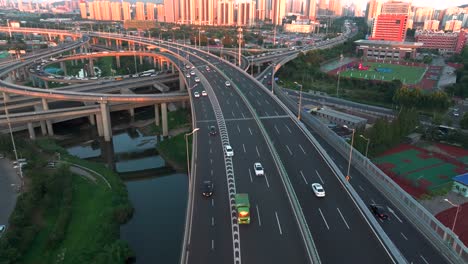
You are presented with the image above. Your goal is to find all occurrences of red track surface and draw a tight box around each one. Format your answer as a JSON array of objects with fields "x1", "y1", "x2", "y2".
[{"x1": 436, "y1": 202, "x2": 468, "y2": 246}]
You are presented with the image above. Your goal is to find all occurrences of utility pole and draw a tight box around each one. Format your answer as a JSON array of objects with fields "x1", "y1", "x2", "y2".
[{"x1": 237, "y1": 27, "x2": 243, "y2": 67}]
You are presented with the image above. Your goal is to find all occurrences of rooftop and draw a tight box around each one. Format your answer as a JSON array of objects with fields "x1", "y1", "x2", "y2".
[
  {"x1": 453, "y1": 173, "x2": 468, "y2": 185},
  {"x1": 355, "y1": 39, "x2": 424, "y2": 48}
]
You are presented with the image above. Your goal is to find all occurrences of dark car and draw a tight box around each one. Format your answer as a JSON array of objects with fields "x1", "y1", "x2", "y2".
[
  {"x1": 209, "y1": 126, "x2": 217, "y2": 136},
  {"x1": 202, "y1": 180, "x2": 214, "y2": 197},
  {"x1": 370, "y1": 204, "x2": 388, "y2": 220}
]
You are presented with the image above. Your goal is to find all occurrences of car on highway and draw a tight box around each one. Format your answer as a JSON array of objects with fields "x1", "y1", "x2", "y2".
[
  {"x1": 225, "y1": 81, "x2": 231, "y2": 87},
  {"x1": 186, "y1": 73, "x2": 190, "y2": 78},
  {"x1": 253, "y1": 162, "x2": 264, "y2": 176},
  {"x1": 185, "y1": 64, "x2": 191, "y2": 69},
  {"x1": 201, "y1": 90, "x2": 207, "y2": 96},
  {"x1": 370, "y1": 204, "x2": 388, "y2": 220},
  {"x1": 453, "y1": 110, "x2": 460, "y2": 117},
  {"x1": 311, "y1": 183, "x2": 325, "y2": 197},
  {"x1": 205, "y1": 66, "x2": 210, "y2": 71},
  {"x1": 194, "y1": 91, "x2": 200, "y2": 98},
  {"x1": 202, "y1": 180, "x2": 214, "y2": 197},
  {"x1": 194, "y1": 77, "x2": 200, "y2": 83},
  {"x1": 190, "y1": 71, "x2": 195, "y2": 76},
  {"x1": 209, "y1": 126, "x2": 217, "y2": 136},
  {"x1": 0, "y1": 225, "x2": 5, "y2": 236},
  {"x1": 225, "y1": 145, "x2": 234, "y2": 157}
]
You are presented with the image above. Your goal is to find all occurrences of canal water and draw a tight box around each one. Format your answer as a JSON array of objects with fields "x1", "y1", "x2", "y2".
[{"x1": 54, "y1": 110, "x2": 187, "y2": 264}]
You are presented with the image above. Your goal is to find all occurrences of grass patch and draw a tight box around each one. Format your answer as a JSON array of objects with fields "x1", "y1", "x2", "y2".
[
  {"x1": 157, "y1": 133, "x2": 191, "y2": 171},
  {"x1": 149, "y1": 108, "x2": 191, "y2": 134}
]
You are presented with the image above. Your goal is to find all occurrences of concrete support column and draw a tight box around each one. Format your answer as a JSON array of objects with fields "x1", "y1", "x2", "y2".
[
  {"x1": 154, "y1": 103, "x2": 160, "y2": 126},
  {"x1": 161, "y1": 102, "x2": 168, "y2": 137},
  {"x1": 2, "y1": 92, "x2": 10, "y2": 102},
  {"x1": 129, "y1": 107, "x2": 135, "y2": 118},
  {"x1": 116, "y1": 56, "x2": 121, "y2": 68},
  {"x1": 60, "y1": 61, "x2": 67, "y2": 76},
  {"x1": 41, "y1": 98, "x2": 54, "y2": 136},
  {"x1": 89, "y1": 114, "x2": 96, "y2": 126},
  {"x1": 257, "y1": 65, "x2": 261, "y2": 74},
  {"x1": 96, "y1": 113, "x2": 104, "y2": 137},
  {"x1": 179, "y1": 72, "x2": 186, "y2": 91},
  {"x1": 27, "y1": 123, "x2": 36, "y2": 140},
  {"x1": 89, "y1": 59, "x2": 94, "y2": 77},
  {"x1": 139, "y1": 55, "x2": 143, "y2": 65},
  {"x1": 44, "y1": 81, "x2": 49, "y2": 89},
  {"x1": 171, "y1": 64, "x2": 175, "y2": 74},
  {"x1": 159, "y1": 59, "x2": 163, "y2": 70},
  {"x1": 100, "y1": 102, "x2": 112, "y2": 142},
  {"x1": 153, "y1": 57, "x2": 157, "y2": 67}
]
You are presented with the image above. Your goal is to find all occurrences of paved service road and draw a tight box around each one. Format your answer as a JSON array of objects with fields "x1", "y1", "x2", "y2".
[{"x1": 0, "y1": 159, "x2": 21, "y2": 228}]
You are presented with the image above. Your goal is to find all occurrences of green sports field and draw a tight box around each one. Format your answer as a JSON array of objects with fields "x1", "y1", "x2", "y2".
[{"x1": 339, "y1": 62, "x2": 427, "y2": 85}]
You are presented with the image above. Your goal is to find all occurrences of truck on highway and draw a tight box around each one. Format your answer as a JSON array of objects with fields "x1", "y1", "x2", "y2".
[{"x1": 235, "y1": 194, "x2": 250, "y2": 224}]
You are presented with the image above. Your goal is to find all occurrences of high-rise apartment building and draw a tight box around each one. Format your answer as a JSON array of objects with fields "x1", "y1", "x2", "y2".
[
  {"x1": 306, "y1": 0, "x2": 316, "y2": 19},
  {"x1": 156, "y1": 4, "x2": 165, "y2": 21},
  {"x1": 257, "y1": 0, "x2": 267, "y2": 21},
  {"x1": 218, "y1": 0, "x2": 234, "y2": 25},
  {"x1": 146, "y1": 3, "x2": 156, "y2": 20},
  {"x1": 101, "y1": 1, "x2": 112, "y2": 21},
  {"x1": 237, "y1": 1, "x2": 255, "y2": 26},
  {"x1": 163, "y1": 0, "x2": 179, "y2": 23},
  {"x1": 197, "y1": 0, "x2": 215, "y2": 25},
  {"x1": 79, "y1": 2, "x2": 87, "y2": 19},
  {"x1": 135, "y1": 2, "x2": 145, "y2": 20},
  {"x1": 110, "y1": 2, "x2": 122, "y2": 21},
  {"x1": 445, "y1": 19, "x2": 462, "y2": 32},
  {"x1": 412, "y1": 7, "x2": 434, "y2": 23},
  {"x1": 381, "y1": 0, "x2": 410, "y2": 15},
  {"x1": 365, "y1": 0, "x2": 382, "y2": 25},
  {"x1": 122, "y1": 1, "x2": 131, "y2": 20},
  {"x1": 180, "y1": 0, "x2": 194, "y2": 24},
  {"x1": 271, "y1": 0, "x2": 286, "y2": 25},
  {"x1": 88, "y1": 2, "x2": 95, "y2": 19},
  {"x1": 423, "y1": 20, "x2": 439, "y2": 30}
]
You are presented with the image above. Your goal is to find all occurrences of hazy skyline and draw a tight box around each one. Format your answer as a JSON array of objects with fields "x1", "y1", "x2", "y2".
[{"x1": 348, "y1": 0, "x2": 467, "y2": 10}]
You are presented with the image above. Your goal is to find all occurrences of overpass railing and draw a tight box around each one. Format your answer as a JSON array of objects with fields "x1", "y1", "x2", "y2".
[{"x1": 273, "y1": 84, "x2": 468, "y2": 263}]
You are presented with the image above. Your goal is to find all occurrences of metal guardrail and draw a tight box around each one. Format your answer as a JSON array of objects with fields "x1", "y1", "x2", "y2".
[{"x1": 274, "y1": 85, "x2": 468, "y2": 263}]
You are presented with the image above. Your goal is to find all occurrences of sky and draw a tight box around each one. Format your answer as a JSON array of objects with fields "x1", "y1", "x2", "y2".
[{"x1": 349, "y1": 0, "x2": 468, "y2": 10}]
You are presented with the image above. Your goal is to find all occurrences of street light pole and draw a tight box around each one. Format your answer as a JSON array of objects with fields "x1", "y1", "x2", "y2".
[
  {"x1": 444, "y1": 199, "x2": 461, "y2": 232},
  {"x1": 346, "y1": 128, "x2": 355, "y2": 181},
  {"x1": 336, "y1": 70, "x2": 341, "y2": 97},
  {"x1": 237, "y1": 27, "x2": 243, "y2": 67},
  {"x1": 185, "y1": 128, "x2": 200, "y2": 177},
  {"x1": 294, "y1": 82, "x2": 303, "y2": 120},
  {"x1": 360, "y1": 134, "x2": 370, "y2": 158}
]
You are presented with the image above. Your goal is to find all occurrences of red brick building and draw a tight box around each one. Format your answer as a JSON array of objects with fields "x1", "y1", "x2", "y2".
[{"x1": 415, "y1": 30, "x2": 467, "y2": 54}]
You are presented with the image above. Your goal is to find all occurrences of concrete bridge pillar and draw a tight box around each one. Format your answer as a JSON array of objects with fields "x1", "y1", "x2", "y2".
[
  {"x1": 41, "y1": 98, "x2": 54, "y2": 136},
  {"x1": 27, "y1": 122, "x2": 36, "y2": 140},
  {"x1": 116, "y1": 56, "x2": 121, "y2": 68},
  {"x1": 257, "y1": 65, "x2": 261, "y2": 74},
  {"x1": 95, "y1": 113, "x2": 103, "y2": 137},
  {"x1": 139, "y1": 55, "x2": 143, "y2": 65},
  {"x1": 33, "y1": 104, "x2": 48, "y2": 136},
  {"x1": 60, "y1": 61, "x2": 67, "y2": 76},
  {"x1": 100, "y1": 102, "x2": 112, "y2": 142},
  {"x1": 59, "y1": 34, "x2": 64, "y2": 42},
  {"x1": 153, "y1": 57, "x2": 157, "y2": 67},
  {"x1": 171, "y1": 63, "x2": 175, "y2": 74},
  {"x1": 129, "y1": 107, "x2": 135, "y2": 118},
  {"x1": 159, "y1": 59, "x2": 163, "y2": 70},
  {"x1": 31, "y1": 76, "x2": 36, "y2": 87},
  {"x1": 89, "y1": 59, "x2": 94, "y2": 77},
  {"x1": 179, "y1": 72, "x2": 186, "y2": 91},
  {"x1": 154, "y1": 103, "x2": 160, "y2": 126},
  {"x1": 44, "y1": 81, "x2": 49, "y2": 89},
  {"x1": 89, "y1": 114, "x2": 96, "y2": 126},
  {"x1": 2, "y1": 92, "x2": 10, "y2": 102},
  {"x1": 161, "y1": 102, "x2": 168, "y2": 137}
]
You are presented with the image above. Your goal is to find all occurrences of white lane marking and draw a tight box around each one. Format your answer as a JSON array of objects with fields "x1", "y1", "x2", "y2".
[
  {"x1": 237, "y1": 124, "x2": 241, "y2": 133},
  {"x1": 299, "y1": 144, "x2": 306, "y2": 154},
  {"x1": 248, "y1": 127, "x2": 253, "y2": 135},
  {"x1": 387, "y1": 207, "x2": 403, "y2": 223},
  {"x1": 210, "y1": 169, "x2": 213, "y2": 176},
  {"x1": 337, "y1": 208, "x2": 350, "y2": 230},
  {"x1": 256, "y1": 100, "x2": 262, "y2": 106},
  {"x1": 420, "y1": 255, "x2": 429, "y2": 264},
  {"x1": 339, "y1": 164, "x2": 344, "y2": 170},
  {"x1": 211, "y1": 217, "x2": 215, "y2": 226},
  {"x1": 208, "y1": 139, "x2": 211, "y2": 145},
  {"x1": 256, "y1": 205, "x2": 262, "y2": 226},
  {"x1": 226, "y1": 100, "x2": 230, "y2": 105},
  {"x1": 248, "y1": 169, "x2": 253, "y2": 182},
  {"x1": 242, "y1": 113, "x2": 246, "y2": 119},
  {"x1": 210, "y1": 148, "x2": 212, "y2": 154},
  {"x1": 300, "y1": 170, "x2": 308, "y2": 184},
  {"x1": 256, "y1": 146, "x2": 260, "y2": 157},
  {"x1": 264, "y1": 173, "x2": 270, "y2": 188},
  {"x1": 275, "y1": 211, "x2": 283, "y2": 235},
  {"x1": 318, "y1": 208, "x2": 330, "y2": 230},
  {"x1": 285, "y1": 125, "x2": 292, "y2": 133},
  {"x1": 371, "y1": 199, "x2": 376, "y2": 204},
  {"x1": 265, "y1": 111, "x2": 269, "y2": 117},
  {"x1": 286, "y1": 145, "x2": 293, "y2": 156},
  {"x1": 243, "y1": 144, "x2": 246, "y2": 153},
  {"x1": 315, "y1": 170, "x2": 324, "y2": 184},
  {"x1": 211, "y1": 199, "x2": 214, "y2": 207},
  {"x1": 265, "y1": 99, "x2": 270, "y2": 104},
  {"x1": 274, "y1": 125, "x2": 280, "y2": 134},
  {"x1": 210, "y1": 159, "x2": 213, "y2": 165},
  {"x1": 274, "y1": 111, "x2": 279, "y2": 116},
  {"x1": 400, "y1": 232, "x2": 408, "y2": 241},
  {"x1": 358, "y1": 185, "x2": 365, "y2": 192},
  {"x1": 211, "y1": 239, "x2": 214, "y2": 250},
  {"x1": 235, "y1": 101, "x2": 239, "y2": 107},
  {"x1": 257, "y1": 91, "x2": 261, "y2": 95},
  {"x1": 232, "y1": 111, "x2": 235, "y2": 117}
]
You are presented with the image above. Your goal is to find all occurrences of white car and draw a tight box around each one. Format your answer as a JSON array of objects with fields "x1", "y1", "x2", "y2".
[
  {"x1": 0, "y1": 225, "x2": 5, "y2": 235},
  {"x1": 201, "y1": 90, "x2": 207, "y2": 96},
  {"x1": 254, "y1": 162, "x2": 264, "y2": 176},
  {"x1": 194, "y1": 77, "x2": 200, "y2": 83},
  {"x1": 186, "y1": 73, "x2": 190, "y2": 78},
  {"x1": 311, "y1": 183, "x2": 325, "y2": 197},
  {"x1": 194, "y1": 91, "x2": 200, "y2": 98},
  {"x1": 225, "y1": 145, "x2": 234, "y2": 157},
  {"x1": 225, "y1": 81, "x2": 231, "y2": 87},
  {"x1": 190, "y1": 71, "x2": 196, "y2": 76}
]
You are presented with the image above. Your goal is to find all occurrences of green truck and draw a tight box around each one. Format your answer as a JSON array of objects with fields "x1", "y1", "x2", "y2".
[{"x1": 235, "y1": 193, "x2": 250, "y2": 224}]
